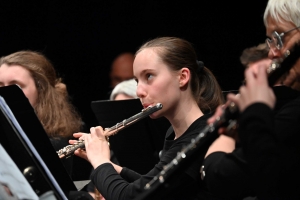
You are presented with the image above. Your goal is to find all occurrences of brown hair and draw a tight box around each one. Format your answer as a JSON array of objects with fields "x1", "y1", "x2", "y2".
[
  {"x1": 0, "y1": 50, "x2": 82, "y2": 138},
  {"x1": 240, "y1": 43, "x2": 269, "y2": 67},
  {"x1": 136, "y1": 37, "x2": 224, "y2": 113}
]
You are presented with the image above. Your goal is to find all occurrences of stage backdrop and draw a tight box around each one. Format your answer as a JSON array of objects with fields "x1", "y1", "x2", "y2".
[{"x1": 0, "y1": 0, "x2": 267, "y2": 128}]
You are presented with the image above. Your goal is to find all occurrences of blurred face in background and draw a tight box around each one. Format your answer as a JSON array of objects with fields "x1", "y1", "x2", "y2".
[
  {"x1": 110, "y1": 53, "x2": 134, "y2": 88},
  {"x1": 0, "y1": 64, "x2": 38, "y2": 106}
]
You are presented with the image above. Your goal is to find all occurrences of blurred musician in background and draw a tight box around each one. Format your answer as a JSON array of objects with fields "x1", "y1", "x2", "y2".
[
  {"x1": 109, "y1": 52, "x2": 135, "y2": 89},
  {"x1": 0, "y1": 50, "x2": 84, "y2": 177},
  {"x1": 105, "y1": 52, "x2": 135, "y2": 99}
]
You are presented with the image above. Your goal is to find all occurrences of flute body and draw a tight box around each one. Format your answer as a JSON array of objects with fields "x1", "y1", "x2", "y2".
[{"x1": 57, "y1": 103, "x2": 163, "y2": 159}]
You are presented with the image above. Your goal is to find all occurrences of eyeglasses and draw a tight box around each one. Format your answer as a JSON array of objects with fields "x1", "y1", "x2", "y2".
[{"x1": 266, "y1": 25, "x2": 300, "y2": 50}]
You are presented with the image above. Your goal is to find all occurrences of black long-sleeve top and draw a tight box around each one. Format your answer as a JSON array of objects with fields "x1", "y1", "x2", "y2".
[
  {"x1": 91, "y1": 114, "x2": 213, "y2": 200},
  {"x1": 201, "y1": 86, "x2": 300, "y2": 199},
  {"x1": 238, "y1": 95, "x2": 300, "y2": 199}
]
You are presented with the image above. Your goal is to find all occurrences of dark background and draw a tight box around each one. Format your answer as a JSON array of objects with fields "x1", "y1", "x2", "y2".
[{"x1": 0, "y1": 0, "x2": 268, "y2": 130}]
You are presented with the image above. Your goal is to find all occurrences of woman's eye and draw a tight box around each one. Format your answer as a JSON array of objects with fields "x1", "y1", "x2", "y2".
[{"x1": 146, "y1": 74, "x2": 153, "y2": 80}]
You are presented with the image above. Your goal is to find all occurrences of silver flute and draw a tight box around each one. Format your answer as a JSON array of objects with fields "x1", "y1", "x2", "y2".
[{"x1": 57, "y1": 103, "x2": 163, "y2": 159}]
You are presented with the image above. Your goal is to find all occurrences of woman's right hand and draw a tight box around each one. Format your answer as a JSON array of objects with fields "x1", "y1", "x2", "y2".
[
  {"x1": 228, "y1": 65, "x2": 275, "y2": 112},
  {"x1": 74, "y1": 127, "x2": 111, "y2": 169}
]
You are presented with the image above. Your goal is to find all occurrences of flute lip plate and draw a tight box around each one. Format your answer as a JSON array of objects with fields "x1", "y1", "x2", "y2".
[{"x1": 156, "y1": 103, "x2": 163, "y2": 109}]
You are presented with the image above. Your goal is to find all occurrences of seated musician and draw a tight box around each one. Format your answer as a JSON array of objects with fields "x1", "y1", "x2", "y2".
[
  {"x1": 201, "y1": 0, "x2": 300, "y2": 198},
  {"x1": 0, "y1": 50, "x2": 84, "y2": 177},
  {"x1": 69, "y1": 37, "x2": 225, "y2": 200}
]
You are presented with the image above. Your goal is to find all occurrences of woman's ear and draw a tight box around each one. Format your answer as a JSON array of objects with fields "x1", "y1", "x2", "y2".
[{"x1": 179, "y1": 67, "x2": 190, "y2": 87}]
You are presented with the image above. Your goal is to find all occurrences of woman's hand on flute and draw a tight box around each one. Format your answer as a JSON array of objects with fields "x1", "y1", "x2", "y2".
[
  {"x1": 207, "y1": 64, "x2": 275, "y2": 140},
  {"x1": 76, "y1": 126, "x2": 111, "y2": 169},
  {"x1": 228, "y1": 65, "x2": 275, "y2": 112}
]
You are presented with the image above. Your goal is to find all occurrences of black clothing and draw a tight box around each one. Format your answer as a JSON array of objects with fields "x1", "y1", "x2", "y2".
[
  {"x1": 201, "y1": 86, "x2": 300, "y2": 199},
  {"x1": 71, "y1": 122, "x2": 94, "y2": 181},
  {"x1": 49, "y1": 122, "x2": 88, "y2": 178},
  {"x1": 91, "y1": 114, "x2": 213, "y2": 200},
  {"x1": 201, "y1": 147, "x2": 254, "y2": 199},
  {"x1": 68, "y1": 191, "x2": 94, "y2": 200},
  {"x1": 50, "y1": 136, "x2": 74, "y2": 177},
  {"x1": 86, "y1": 150, "x2": 120, "y2": 192},
  {"x1": 239, "y1": 97, "x2": 300, "y2": 198}
]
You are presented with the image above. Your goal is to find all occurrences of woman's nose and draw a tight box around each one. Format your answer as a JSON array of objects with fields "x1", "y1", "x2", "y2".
[{"x1": 136, "y1": 83, "x2": 146, "y2": 98}]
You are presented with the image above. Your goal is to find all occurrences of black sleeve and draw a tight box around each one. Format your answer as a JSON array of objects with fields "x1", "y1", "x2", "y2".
[
  {"x1": 120, "y1": 167, "x2": 141, "y2": 182},
  {"x1": 91, "y1": 163, "x2": 156, "y2": 200},
  {"x1": 238, "y1": 103, "x2": 280, "y2": 198},
  {"x1": 202, "y1": 149, "x2": 254, "y2": 198},
  {"x1": 91, "y1": 163, "x2": 197, "y2": 200}
]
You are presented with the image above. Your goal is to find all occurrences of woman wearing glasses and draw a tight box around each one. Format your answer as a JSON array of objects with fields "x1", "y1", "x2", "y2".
[
  {"x1": 265, "y1": 0, "x2": 300, "y2": 90},
  {"x1": 200, "y1": 0, "x2": 300, "y2": 199}
]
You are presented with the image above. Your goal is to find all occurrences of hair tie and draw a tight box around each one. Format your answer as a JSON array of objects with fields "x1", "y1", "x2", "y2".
[{"x1": 197, "y1": 60, "x2": 204, "y2": 73}]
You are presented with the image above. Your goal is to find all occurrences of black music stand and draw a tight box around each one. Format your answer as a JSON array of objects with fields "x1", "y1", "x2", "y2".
[
  {"x1": 91, "y1": 99, "x2": 170, "y2": 174},
  {"x1": 0, "y1": 85, "x2": 77, "y2": 200}
]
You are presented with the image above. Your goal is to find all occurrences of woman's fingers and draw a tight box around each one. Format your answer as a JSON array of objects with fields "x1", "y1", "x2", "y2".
[
  {"x1": 73, "y1": 132, "x2": 86, "y2": 139},
  {"x1": 74, "y1": 148, "x2": 88, "y2": 161}
]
